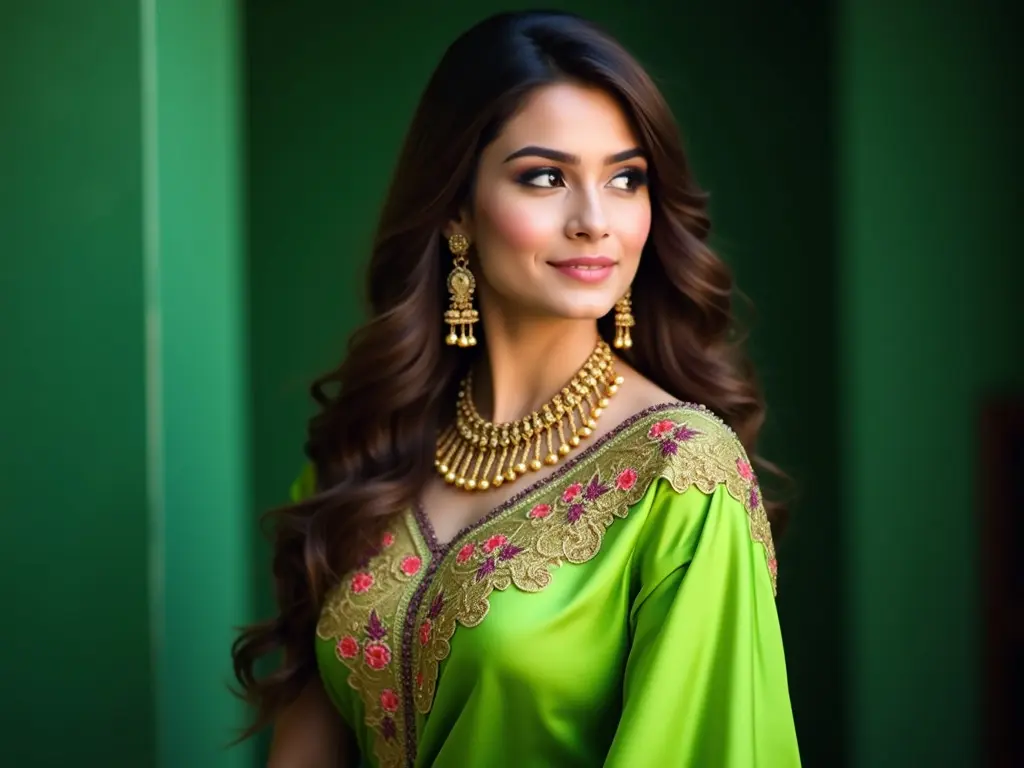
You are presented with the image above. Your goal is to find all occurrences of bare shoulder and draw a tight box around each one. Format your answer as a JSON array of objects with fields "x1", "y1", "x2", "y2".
[{"x1": 613, "y1": 358, "x2": 679, "y2": 414}]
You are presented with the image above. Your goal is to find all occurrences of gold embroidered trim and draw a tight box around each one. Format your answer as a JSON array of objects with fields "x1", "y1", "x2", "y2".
[
  {"x1": 316, "y1": 520, "x2": 426, "y2": 768},
  {"x1": 412, "y1": 404, "x2": 776, "y2": 714}
]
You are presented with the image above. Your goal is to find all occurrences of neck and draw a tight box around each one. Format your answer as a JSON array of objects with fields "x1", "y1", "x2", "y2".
[{"x1": 471, "y1": 315, "x2": 601, "y2": 424}]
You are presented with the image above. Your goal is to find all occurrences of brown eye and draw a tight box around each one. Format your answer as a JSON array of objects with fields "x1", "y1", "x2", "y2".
[
  {"x1": 608, "y1": 168, "x2": 648, "y2": 191},
  {"x1": 518, "y1": 168, "x2": 565, "y2": 188}
]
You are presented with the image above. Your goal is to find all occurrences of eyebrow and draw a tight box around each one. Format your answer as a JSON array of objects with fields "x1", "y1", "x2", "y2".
[{"x1": 502, "y1": 145, "x2": 646, "y2": 165}]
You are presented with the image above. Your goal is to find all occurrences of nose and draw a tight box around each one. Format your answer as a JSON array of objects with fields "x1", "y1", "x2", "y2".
[{"x1": 564, "y1": 190, "x2": 610, "y2": 241}]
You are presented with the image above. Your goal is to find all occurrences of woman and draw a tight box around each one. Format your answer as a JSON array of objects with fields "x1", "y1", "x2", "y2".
[{"x1": 233, "y1": 10, "x2": 801, "y2": 768}]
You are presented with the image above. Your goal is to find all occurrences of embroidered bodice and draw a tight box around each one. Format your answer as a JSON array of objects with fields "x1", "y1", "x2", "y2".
[{"x1": 298, "y1": 402, "x2": 799, "y2": 768}]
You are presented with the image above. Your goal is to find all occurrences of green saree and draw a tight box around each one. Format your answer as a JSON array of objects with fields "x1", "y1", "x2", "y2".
[{"x1": 295, "y1": 402, "x2": 800, "y2": 767}]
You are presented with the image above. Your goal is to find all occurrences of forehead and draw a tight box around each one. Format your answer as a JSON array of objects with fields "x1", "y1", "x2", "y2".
[{"x1": 491, "y1": 82, "x2": 640, "y2": 155}]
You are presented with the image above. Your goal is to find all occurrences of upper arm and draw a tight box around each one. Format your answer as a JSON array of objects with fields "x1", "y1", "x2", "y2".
[
  {"x1": 605, "y1": 481, "x2": 799, "y2": 767},
  {"x1": 267, "y1": 676, "x2": 355, "y2": 768}
]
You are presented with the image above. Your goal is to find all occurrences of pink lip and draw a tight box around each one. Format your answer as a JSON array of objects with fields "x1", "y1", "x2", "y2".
[
  {"x1": 551, "y1": 256, "x2": 616, "y2": 268},
  {"x1": 549, "y1": 256, "x2": 616, "y2": 284}
]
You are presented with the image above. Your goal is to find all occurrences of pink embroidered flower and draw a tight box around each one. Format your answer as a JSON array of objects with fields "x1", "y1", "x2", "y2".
[
  {"x1": 482, "y1": 534, "x2": 507, "y2": 554},
  {"x1": 337, "y1": 635, "x2": 359, "y2": 659},
  {"x1": 562, "y1": 482, "x2": 583, "y2": 503},
  {"x1": 736, "y1": 458, "x2": 754, "y2": 482},
  {"x1": 351, "y1": 572, "x2": 374, "y2": 594},
  {"x1": 381, "y1": 532, "x2": 395, "y2": 548},
  {"x1": 616, "y1": 468, "x2": 638, "y2": 491},
  {"x1": 415, "y1": 672, "x2": 424, "y2": 689},
  {"x1": 456, "y1": 543, "x2": 475, "y2": 564},
  {"x1": 364, "y1": 642, "x2": 392, "y2": 670},
  {"x1": 419, "y1": 620, "x2": 432, "y2": 646},
  {"x1": 648, "y1": 419, "x2": 676, "y2": 439},
  {"x1": 400, "y1": 555, "x2": 422, "y2": 576},
  {"x1": 528, "y1": 503, "x2": 552, "y2": 519},
  {"x1": 380, "y1": 688, "x2": 399, "y2": 713},
  {"x1": 768, "y1": 558, "x2": 778, "y2": 577}
]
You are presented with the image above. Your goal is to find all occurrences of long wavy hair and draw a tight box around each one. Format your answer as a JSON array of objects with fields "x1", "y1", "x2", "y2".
[{"x1": 232, "y1": 9, "x2": 786, "y2": 739}]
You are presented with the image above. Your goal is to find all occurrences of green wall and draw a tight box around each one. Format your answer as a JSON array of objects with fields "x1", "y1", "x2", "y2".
[
  {"x1": 1, "y1": 4, "x2": 152, "y2": 765},
  {"x1": 2, "y1": 2, "x2": 252, "y2": 766},
  {"x1": 840, "y1": 0, "x2": 1022, "y2": 765}
]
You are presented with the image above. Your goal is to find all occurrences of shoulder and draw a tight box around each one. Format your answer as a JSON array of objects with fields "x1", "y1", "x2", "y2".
[{"x1": 601, "y1": 402, "x2": 777, "y2": 595}]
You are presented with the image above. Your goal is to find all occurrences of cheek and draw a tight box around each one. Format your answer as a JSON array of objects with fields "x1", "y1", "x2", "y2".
[
  {"x1": 474, "y1": 188, "x2": 561, "y2": 256},
  {"x1": 614, "y1": 202, "x2": 652, "y2": 258}
]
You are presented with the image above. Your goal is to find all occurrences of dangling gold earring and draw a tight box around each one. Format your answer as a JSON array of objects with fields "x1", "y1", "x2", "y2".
[
  {"x1": 444, "y1": 233, "x2": 478, "y2": 347},
  {"x1": 613, "y1": 288, "x2": 635, "y2": 349}
]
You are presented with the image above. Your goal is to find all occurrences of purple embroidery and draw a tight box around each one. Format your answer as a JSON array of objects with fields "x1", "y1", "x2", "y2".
[
  {"x1": 584, "y1": 475, "x2": 611, "y2": 500},
  {"x1": 566, "y1": 503, "x2": 586, "y2": 523},
  {"x1": 661, "y1": 440, "x2": 679, "y2": 456},
  {"x1": 476, "y1": 557, "x2": 496, "y2": 581},
  {"x1": 381, "y1": 716, "x2": 397, "y2": 741},
  {"x1": 749, "y1": 486, "x2": 760, "y2": 510},
  {"x1": 428, "y1": 591, "x2": 445, "y2": 619},
  {"x1": 498, "y1": 543, "x2": 523, "y2": 561},
  {"x1": 674, "y1": 425, "x2": 701, "y2": 441},
  {"x1": 366, "y1": 610, "x2": 387, "y2": 641}
]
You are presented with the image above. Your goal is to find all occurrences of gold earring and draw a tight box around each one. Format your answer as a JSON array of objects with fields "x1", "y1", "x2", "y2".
[
  {"x1": 613, "y1": 288, "x2": 635, "y2": 349},
  {"x1": 444, "y1": 234, "x2": 478, "y2": 347}
]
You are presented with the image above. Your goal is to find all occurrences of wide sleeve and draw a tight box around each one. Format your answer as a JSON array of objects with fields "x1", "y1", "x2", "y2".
[
  {"x1": 604, "y1": 479, "x2": 801, "y2": 767},
  {"x1": 289, "y1": 461, "x2": 317, "y2": 503}
]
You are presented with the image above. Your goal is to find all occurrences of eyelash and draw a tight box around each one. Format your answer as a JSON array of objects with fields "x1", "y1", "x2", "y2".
[{"x1": 516, "y1": 166, "x2": 649, "y2": 191}]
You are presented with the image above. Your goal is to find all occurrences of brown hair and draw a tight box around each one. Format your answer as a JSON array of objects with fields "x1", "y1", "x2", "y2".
[{"x1": 231, "y1": 9, "x2": 786, "y2": 739}]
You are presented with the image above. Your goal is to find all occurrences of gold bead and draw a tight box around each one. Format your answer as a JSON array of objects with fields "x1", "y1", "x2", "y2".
[
  {"x1": 544, "y1": 453, "x2": 558, "y2": 465},
  {"x1": 478, "y1": 480, "x2": 490, "y2": 490},
  {"x1": 466, "y1": 479, "x2": 477, "y2": 491},
  {"x1": 591, "y1": 408, "x2": 602, "y2": 418},
  {"x1": 614, "y1": 376, "x2": 624, "y2": 385},
  {"x1": 457, "y1": 336, "x2": 469, "y2": 348},
  {"x1": 608, "y1": 384, "x2": 618, "y2": 395},
  {"x1": 586, "y1": 418, "x2": 597, "y2": 429},
  {"x1": 528, "y1": 459, "x2": 542, "y2": 471},
  {"x1": 505, "y1": 470, "x2": 517, "y2": 482},
  {"x1": 514, "y1": 462, "x2": 527, "y2": 475},
  {"x1": 454, "y1": 477, "x2": 466, "y2": 488},
  {"x1": 558, "y1": 444, "x2": 570, "y2": 456},
  {"x1": 579, "y1": 427, "x2": 592, "y2": 438},
  {"x1": 598, "y1": 398, "x2": 610, "y2": 408},
  {"x1": 438, "y1": 463, "x2": 449, "y2": 474},
  {"x1": 446, "y1": 333, "x2": 458, "y2": 345},
  {"x1": 492, "y1": 476, "x2": 503, "y2": 487},
  {"x1": 445, "y1": 472, "x2": 456, "y2": 484},
  {"x1": 570, "y1": 435, "x2": 581, "y2": 447},
  {"x1": 468, "y1": 337, "x2": 477, "y2": 346}
]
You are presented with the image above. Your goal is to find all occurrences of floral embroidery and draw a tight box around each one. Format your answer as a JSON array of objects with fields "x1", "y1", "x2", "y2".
[
  {"x1": 562, "y1": 482, "x2": 583, "y2": 503},
  {"x1": 455, "y1": 543, "x2": 475, "y2": 563},
  {"x1": 337, "y1": 635, "x2": 359, "y2": 659},
  {"x1": 616, "y1": 467, "x2": 638, "y2": 491},
  {"x1": 317, "y1": 403, "x2": 778, "y2": 768},
  {"x1": 380, "y1": 688, "x2": 400, "y2": 713},
  {"x1": 411, "y1": 404, "x2": 778, "y2": 716},
  {"x1": 316, "y1": 520, "x2": 426, "y2": 768},
  {"x1": 351, "y1": 572, "x2": 374, "y2": 594},
  {"x1": 528, "y1": 503, "x2": 552, "y2": 519},
  {"x1": 400, "y1": 556, "x2": 422, "y2": 576}
]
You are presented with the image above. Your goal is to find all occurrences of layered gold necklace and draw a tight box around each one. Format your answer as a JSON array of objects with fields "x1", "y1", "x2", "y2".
[{"x1": 434, "y1": 339, "x2": 623, "y2": 492}]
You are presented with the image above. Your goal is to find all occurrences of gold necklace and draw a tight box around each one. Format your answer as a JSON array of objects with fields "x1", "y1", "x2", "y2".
[{"x1": 434, "y1": 339, "x2": 623, "y2": 492}]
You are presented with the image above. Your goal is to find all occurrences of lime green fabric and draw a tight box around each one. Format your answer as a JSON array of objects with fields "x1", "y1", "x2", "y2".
[{"x1": 300, "y1": 403, "x2": 800, "y2": 767}]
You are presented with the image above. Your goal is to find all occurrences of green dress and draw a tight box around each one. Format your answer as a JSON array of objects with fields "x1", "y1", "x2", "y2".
[{"x1": 294, "y1": 402, "x2": 801, "y2": 767}]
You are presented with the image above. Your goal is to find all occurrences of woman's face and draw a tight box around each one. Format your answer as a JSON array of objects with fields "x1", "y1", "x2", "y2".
[{"x1": 451, "y1": 82, "x2": 652, "y2": 324}]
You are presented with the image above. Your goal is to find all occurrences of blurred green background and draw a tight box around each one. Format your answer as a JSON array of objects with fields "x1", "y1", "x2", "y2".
[{"x1": 1, "y1": 0, "x2": 1020, "y2": 766}]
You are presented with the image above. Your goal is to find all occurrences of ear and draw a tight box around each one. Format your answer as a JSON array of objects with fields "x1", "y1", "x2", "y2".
[{"x1": 443, "y1": 205, "x2": 474, "y2": 242}]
